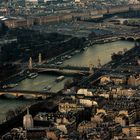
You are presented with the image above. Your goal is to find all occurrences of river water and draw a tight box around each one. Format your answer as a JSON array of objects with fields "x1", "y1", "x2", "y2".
[
  {"x1": 63, "y1": 40, "x2": 134, "y2": 66},
  {"x1": 0, "y1": 40, "x2": 134, "y2": 122}
]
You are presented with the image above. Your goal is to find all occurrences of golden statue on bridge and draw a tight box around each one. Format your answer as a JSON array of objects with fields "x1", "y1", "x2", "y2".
[{"x1": 28, "y1": 57, "x2": 33, "y2": 70}]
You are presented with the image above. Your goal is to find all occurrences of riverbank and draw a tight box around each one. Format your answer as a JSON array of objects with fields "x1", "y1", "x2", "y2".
[
  {"x1": 0, "y1": 40, "x2": 135, "y2": 128},
  {"x1": 0, "y1": 40, "x2": 135, "y2": 137},
  {"x1": 0, "y1": 29, "x2": 86, "y2": 82},
  {"x1": 0, "y1": 40, "x2": 136, "y2": 137},
  {"x1": 0, "y1": 94, "x2": 63, "y2": 137},
  {"x1": 0, "y1": 40, "x2": 134, "y2": 93},
  {"x1": 0, "y1": 30, "x2": 134, "y2": 89}
]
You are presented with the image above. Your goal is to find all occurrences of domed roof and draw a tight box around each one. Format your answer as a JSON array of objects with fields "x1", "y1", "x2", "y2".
[
  {"x1": 77, "y1": 88, "x2": 93, "y2": 96},
  {"x1": 62, "y1": 117, "x2": 68, "y2": 124}
]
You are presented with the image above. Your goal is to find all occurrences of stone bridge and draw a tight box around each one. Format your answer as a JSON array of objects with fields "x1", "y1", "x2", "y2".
[
  {"x1": 0, "y1": 90, "x2": 56, "y2": 99},
  {"x1": 120, "y1": 35, "x2": 140, "y2": 41},
  {"x1": 32, "y1": 65, "x2": 92, "y2": 76}
]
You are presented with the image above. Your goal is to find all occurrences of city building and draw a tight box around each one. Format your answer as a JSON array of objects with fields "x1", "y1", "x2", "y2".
[
  {"x1": 122, "y1": 124, "x2": 140, "y2": 139},
  {"x1": 1, "y1": 128, "x2": 26, "y2": 140},
  {"x1": 26, "y1": 127, "x2": 47, "y2": 139},
  {"x1": 115, "y1": 114, "x2": 128, "y2": 127},
  {"x1": 91, "y1": 109, "x2": 107, "y2": 123},
  {"x1": 55, "y1": 116, "x2": 76, "y2": 134},
  {"x1": 77, "y1": 121, "x2": 97, "y2": 133},
  {"x1": 128, "y1": 75, "x2": 140, "y2": 87},
  {"x1": 58, "y1": 100, "x2": 84, "y2": 113}
]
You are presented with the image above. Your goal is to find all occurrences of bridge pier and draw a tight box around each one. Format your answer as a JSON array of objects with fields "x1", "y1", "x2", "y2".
[
  {"x1": 35, "y1": 94, "x2": 39, "y2": 99},
  {"x1": 42, "y1": 95, "x2": 47, "y2": 100},
  {"x1": 16, "y1": 93, "x2": 19, "y2": 98}
]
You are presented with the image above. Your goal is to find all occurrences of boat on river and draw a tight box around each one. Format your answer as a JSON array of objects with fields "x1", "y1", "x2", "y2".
[
  {"x1": 2, "y1": 83, "x2": 18, "y2": 89},
  {"x1": 55, "y1": 76, "x2": 65, "y2": 82},
  {"x1": 56, "y1": 61, "x2": 63, "y2": 65},
  {"x1": 28, "y1": 73, "x2": 38, "y2": 79},
  {"x1": 81, "y1": 47, "x2": 88, "y2": 51},
  {"x1": 74, "y1": 50, "x2": 81, "y2": 53},
  {"x1": 67, "y1": 55, "x2": 72, "y2": 59},
  {"x1": 43, "y1": 85, "x2": 52, "y2": 91}
]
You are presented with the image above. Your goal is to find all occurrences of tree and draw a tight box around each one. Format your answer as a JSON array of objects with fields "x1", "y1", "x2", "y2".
[
  {"x1": 6, "y1": 109, "x2": 16, "y2": 120},
  {"x1": 64, "y1": 79, "x2": 73, "y2": 89}
]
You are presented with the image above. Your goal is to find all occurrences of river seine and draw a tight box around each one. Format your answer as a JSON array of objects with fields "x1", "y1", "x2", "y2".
[{"x1": 0, "y1": 40, "x2": 134, "y2": 122}]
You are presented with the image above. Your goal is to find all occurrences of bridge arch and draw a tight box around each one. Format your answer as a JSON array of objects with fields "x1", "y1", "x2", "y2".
[
  {"x1": 120, "y1": 37, "x2": 126, "y2": 40},
  {"x1": 120, "y1": 36, "x2": 136, "y2": 41},
  {"x1": 0, "y1": 93, "x2": 5, "y2": 98},
  {"x1": 135, "y1": 38, "x2": 140, "y2": 41},
  {"x1": 0, "y1": 90, "x2": 52, "y2": 100},
  {"x1": 126, "y1": 37, "x2": 135, "y2": 41},
  {"x1": 2, "y1": 93, "x2": 16, "y2": 99}
]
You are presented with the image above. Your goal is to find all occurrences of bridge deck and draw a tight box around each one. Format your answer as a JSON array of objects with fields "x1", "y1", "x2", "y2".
[{"x1": 0, "y1": 90, "x2": 57, "y2": 98}]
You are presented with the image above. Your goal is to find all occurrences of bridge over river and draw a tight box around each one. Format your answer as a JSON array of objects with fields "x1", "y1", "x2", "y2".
[
  {"x1": 0, "y1": 90, "x2": 57, "y2": 99},
  {"x1": 32, "y1": 65, "x2": 94, "y2": 76}
]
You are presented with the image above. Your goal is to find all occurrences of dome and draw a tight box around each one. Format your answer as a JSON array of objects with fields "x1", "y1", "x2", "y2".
[
  {"x1": 62, "y1": 117, "x2": 69, "y2": 124},
  {"x1": 80, "y1": 99, "x2": 92, "y2": 107},
  {"x1": 56, "y1": 118, "x2": 62, "y2": 124},
  {"x1": 75, "y1": 0, "x2": 80, "y2": 2},
  {"x1": 92, "y1": 101, "x2": 98, "y2": 106},
  {"x1": 77, "y1": 88, "x2": 93, "y2": 96},
  {"x1": 56, "y1": 125, "x2": 67, "y2": 134},
  {"x1": 100, "y1": 76, "x2": 110, "y2": 83}
]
